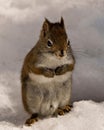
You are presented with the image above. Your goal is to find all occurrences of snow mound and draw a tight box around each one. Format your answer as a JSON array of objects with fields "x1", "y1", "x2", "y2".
[
  {"x1": 0, "y1": 73, "x2": 104, "y2": 130},
  {"x1": 0, "y1": 100, "x2": 104, "y2": 130}
]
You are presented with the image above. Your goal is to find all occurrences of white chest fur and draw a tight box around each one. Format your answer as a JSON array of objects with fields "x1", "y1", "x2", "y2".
[
  {"x1": 37, "y1": 53, "x2": 74, "y2": 68},
  {"x1": 30, "y1": 53, "x2": 73, "y2": 83},
  {"x1": 29, "y1": 71, "x2": 72, "y2": 84}
]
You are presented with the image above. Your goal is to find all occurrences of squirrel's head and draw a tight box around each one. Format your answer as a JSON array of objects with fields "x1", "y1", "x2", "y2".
[{"x1": 38, "y1": 17, "x2": 73, "y2": 59}]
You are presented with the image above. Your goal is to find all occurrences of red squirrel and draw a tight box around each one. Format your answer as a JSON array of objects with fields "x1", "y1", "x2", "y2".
[{"x1": 21, "y1": 17, "x2": 75, "y2": 126}]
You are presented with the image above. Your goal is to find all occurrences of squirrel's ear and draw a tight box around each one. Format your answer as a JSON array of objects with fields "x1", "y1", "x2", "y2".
[
  {"x1": 41, "y1": 18, "x2": 51, "y2": 37},
  {"x1": 60, "y1": 17, "x2": 64, "y2": 28}
]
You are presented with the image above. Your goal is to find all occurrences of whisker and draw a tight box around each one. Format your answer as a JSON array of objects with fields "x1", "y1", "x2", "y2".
[{"x1": 72, "y1": 47, "x2": 91, "y2": 58}]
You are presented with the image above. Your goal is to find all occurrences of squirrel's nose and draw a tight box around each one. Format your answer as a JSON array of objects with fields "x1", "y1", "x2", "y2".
[{"x1": 59, "y1": 50, "x2": 64, "y2": 57}]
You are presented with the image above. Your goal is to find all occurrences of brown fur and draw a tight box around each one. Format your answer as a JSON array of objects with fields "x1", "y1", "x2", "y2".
[{"x1": 21, "y1": 17, "x2": 75, "y2": 125}]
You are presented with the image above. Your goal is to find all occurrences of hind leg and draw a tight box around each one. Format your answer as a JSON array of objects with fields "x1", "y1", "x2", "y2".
[
  {"x1": 23, "y1": 82, "x2": 43, "y2": 126},
  {"x1": 25, "y1": 113, "x2": 39, "y2": 126}
]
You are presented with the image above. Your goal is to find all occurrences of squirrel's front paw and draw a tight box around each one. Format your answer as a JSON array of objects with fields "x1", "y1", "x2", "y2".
[
  {"x1": 55, "y1": 64, "x2": 69, "y2": 75},
  {"x1": 55, "y1": 66, "x2": 63, "y2": 75},
  {"x1": 43, "y1": 68, "x2": 55, "y2": 78},
  {"x1": 55, "y1": 65, "x2": 66, "y2": 75}
]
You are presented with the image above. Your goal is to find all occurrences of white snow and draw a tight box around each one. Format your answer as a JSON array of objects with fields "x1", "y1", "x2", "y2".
[
  {"x1": 0, "y1": 91, "x2": 104, "y2": 130},
  {"x1": 0, "y1": 0, "x2": 104, "y2": 129}
]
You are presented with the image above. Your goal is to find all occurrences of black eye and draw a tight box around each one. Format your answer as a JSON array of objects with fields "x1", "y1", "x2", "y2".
[
  {"x1": 67, "y1": 40, "x2": 70, "y2": 47},
  {"x1": 47, "y1": 39, "x2": 53, "y2": 48}
]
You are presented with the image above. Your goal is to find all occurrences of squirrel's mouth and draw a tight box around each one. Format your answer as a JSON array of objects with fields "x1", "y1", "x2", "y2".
[{"x1": 55, "y1": 50, "x2": 67, "y2": 59}]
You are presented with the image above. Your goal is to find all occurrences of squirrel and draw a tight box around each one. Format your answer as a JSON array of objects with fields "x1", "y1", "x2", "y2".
[{"x1": 21, "y1": 17, "x2": 75, "y2": 126}]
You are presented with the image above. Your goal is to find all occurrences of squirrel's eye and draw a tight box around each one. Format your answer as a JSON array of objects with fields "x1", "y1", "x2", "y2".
[
  {"x1": 67, "y1": 40, "x2": 70, "y2": 47},
  {"x1": 47, "y1": 39, "x2": 53, "y2": 48}
]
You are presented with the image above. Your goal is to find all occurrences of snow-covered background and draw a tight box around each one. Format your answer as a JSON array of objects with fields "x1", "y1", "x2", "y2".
[{"x1": 0, "y1": 0, "x2": 104, "y2": 129}]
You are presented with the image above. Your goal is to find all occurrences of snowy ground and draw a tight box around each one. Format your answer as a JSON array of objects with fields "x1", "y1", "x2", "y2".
[
  {"x1": 0, "y1": 72, "x2": 104, "y2": 130},
  {"x1": 0, "y1": 0, "x2": 104, "y2": 129}
]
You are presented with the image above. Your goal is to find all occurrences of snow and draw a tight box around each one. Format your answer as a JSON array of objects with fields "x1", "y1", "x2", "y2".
[
  {"x1": 0, "y1": 0, "x2": 104, "y2": 129},
  {"x1": 0, "y1": 94, "x2": 104, "y2": 130}
]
